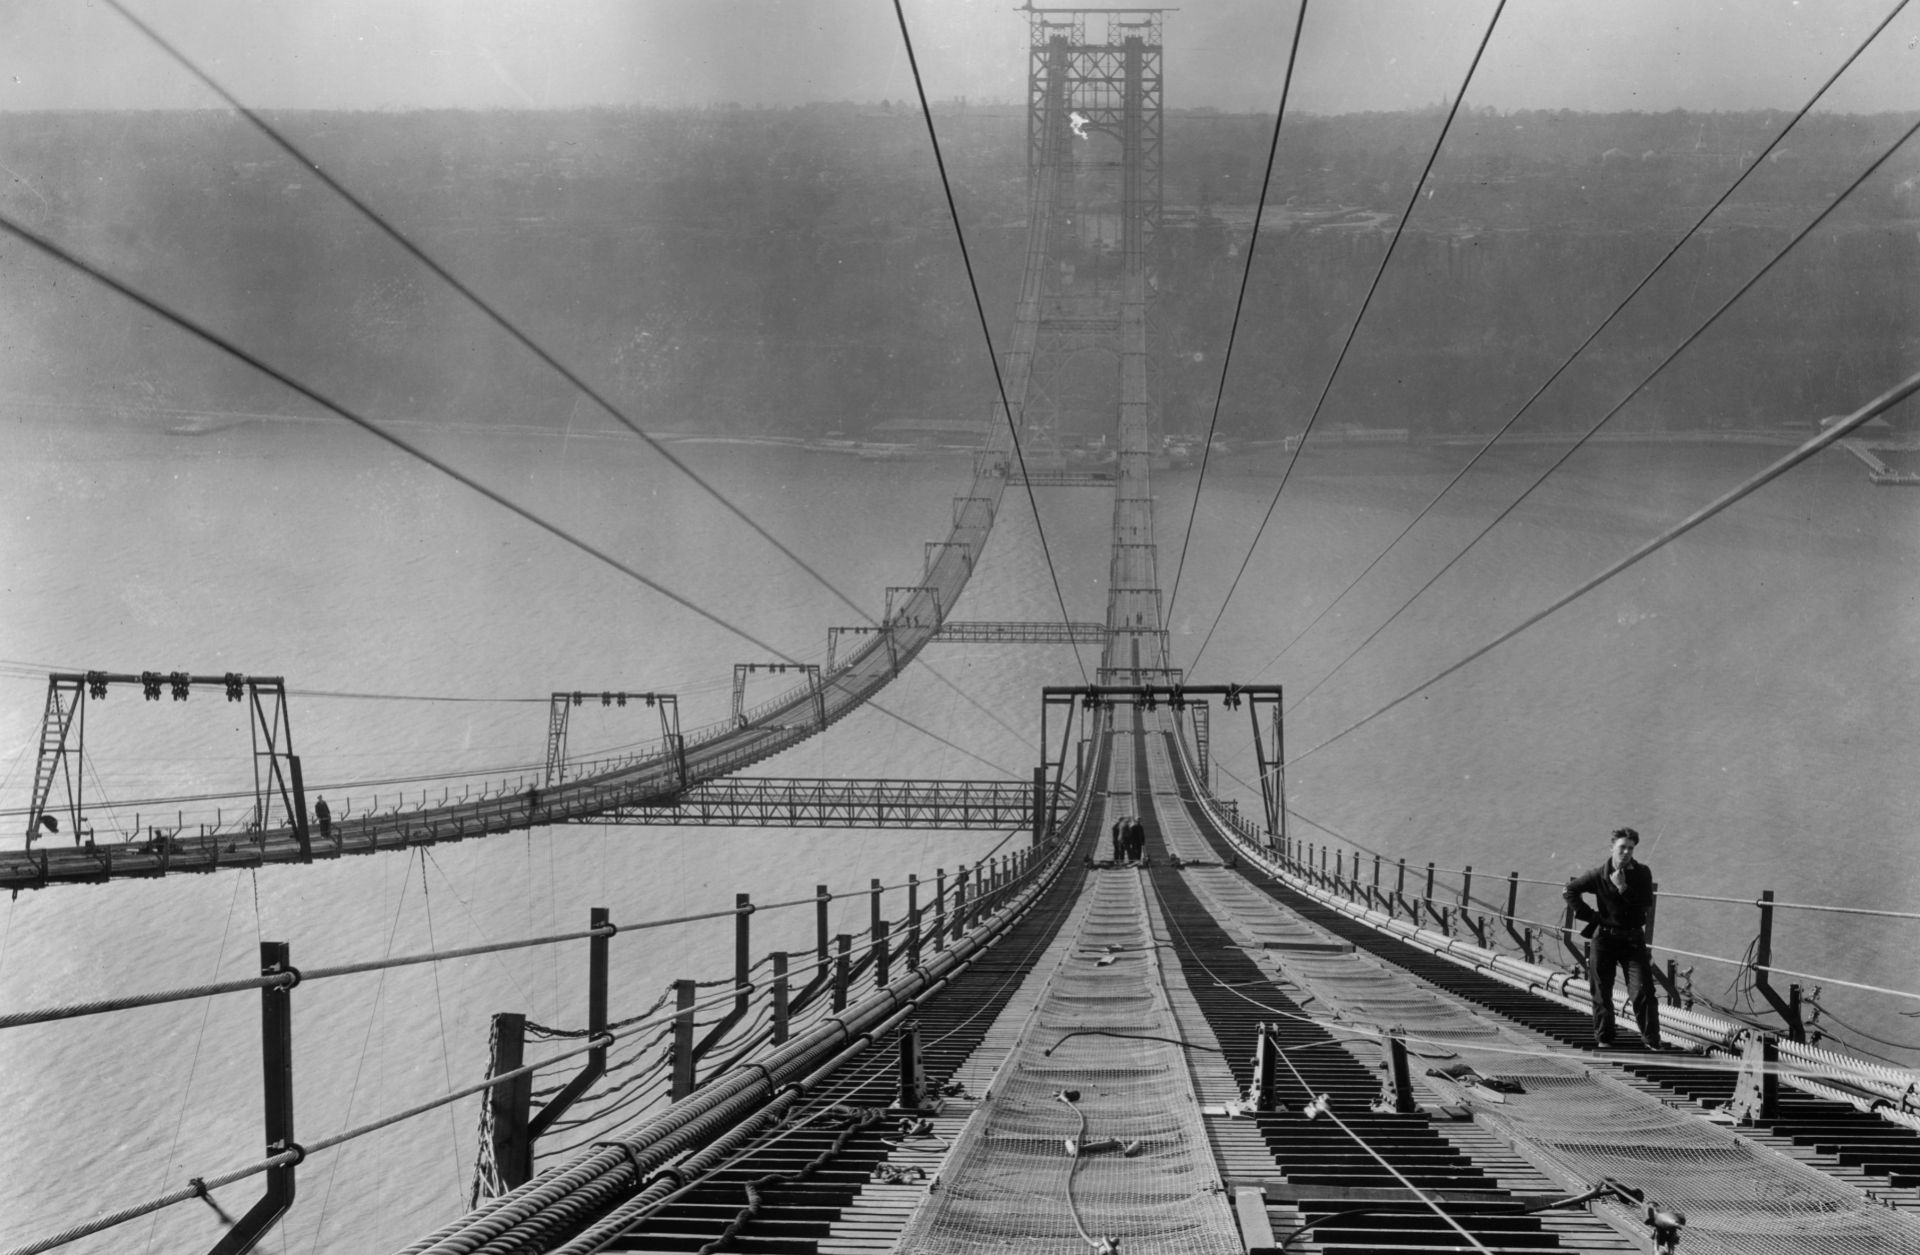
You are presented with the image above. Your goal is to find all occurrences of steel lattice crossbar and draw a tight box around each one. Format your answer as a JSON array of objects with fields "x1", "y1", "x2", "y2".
[{"x1": 588, "y1": 776, "x2": 1057, "y2": 829}]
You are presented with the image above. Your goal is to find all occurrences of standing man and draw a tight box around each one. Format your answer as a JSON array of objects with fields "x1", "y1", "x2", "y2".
[
  {"x1": 1125, "y1": 814, "x2": 1147, "y2": 866},
  {"x1": 314, "y1": 796, "x2": 332, "y2": 843},
  {"x1": 1110, "y1": 814, "x2": 1127, "y2": 863},
  {"x1": 1564, "y1": 827, "x2": 1663, "y2": 1050}
]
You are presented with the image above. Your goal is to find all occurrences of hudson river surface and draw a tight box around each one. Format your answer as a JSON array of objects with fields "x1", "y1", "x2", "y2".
[{"x1": 3, "y1": 417, "x2": 1917, "y2": 1252}]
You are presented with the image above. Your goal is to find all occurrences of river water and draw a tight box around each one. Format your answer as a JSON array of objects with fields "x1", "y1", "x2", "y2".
[{"x1": 2, "y1": 414, "x2": 1917, "y2": 1252}]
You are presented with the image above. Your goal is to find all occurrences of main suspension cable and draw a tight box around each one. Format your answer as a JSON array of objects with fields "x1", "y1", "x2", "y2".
[
  {"x1": 1187, "y1": 0, "x2": 1509, "y2": 674},
  {"x1": 100, "y1": 1, "x2": 1039, "y2": 761},
  {"x1": 1267, "y1": 0, "x2": 1916, "y2": 711},
  {"x1": 102, "y1": 0, "x2": 860, "y2": 637},
  {"x1": 1164, "y1": 0, "x2": 1309, "y2": 627},
  {"x1": 2, "y1": 221, "x2": 1031, "y2": 787},
  {"x1": 893, "y1": 0, "x2": 1089, "y2": 686}
]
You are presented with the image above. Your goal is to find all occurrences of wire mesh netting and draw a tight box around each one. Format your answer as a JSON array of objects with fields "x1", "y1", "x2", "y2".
[
  {"x1": 1176, "y1": 863, "x2": 1920, "y2": 1255},
  {"x1": 897, "y1": 868, "x2": 1243, "y2": 1255}
]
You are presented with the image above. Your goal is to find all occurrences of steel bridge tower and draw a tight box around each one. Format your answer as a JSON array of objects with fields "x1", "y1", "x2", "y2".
[{"x1": 1014, "y1": 5, "x2": 1164, "y2": 470}]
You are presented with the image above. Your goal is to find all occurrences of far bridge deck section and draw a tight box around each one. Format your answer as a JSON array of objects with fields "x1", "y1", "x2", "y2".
[{"x1": 1, "y1": 87, "x2": 1073, "y2": 893}]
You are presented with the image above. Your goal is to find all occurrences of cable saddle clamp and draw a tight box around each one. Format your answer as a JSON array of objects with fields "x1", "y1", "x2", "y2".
[{"x1": 1576, "y1": 1179, "x2": 1686, "y2": 1253}]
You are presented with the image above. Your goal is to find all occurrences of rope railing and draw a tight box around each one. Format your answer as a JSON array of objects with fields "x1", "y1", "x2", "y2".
[
  {"x1": 1180, "y1": 719, "x2": 1917, "y2": 1057},
  {"x1": 1274, "y1": 830, "x2": 1920, "y2": 924},
  {"x1": 1270, "y1": 863, "x2": 1913, "y2": 1000},
  {"x1": 14, "y1": 713, "x2": 1048, "y2": 861},
  {"x1": 1206, "y1": 815, "x2": 1920, "y2": 1096},
  {"x1": 1, "y1": 856, "x2": 1023, "y2": 1031},
  {"x1": 5, "y1": 812, "x2": 1066, "y2": 1255},
  {"x1": 1242, "y1": 839, "x2": 1920, "y2": 1069}
]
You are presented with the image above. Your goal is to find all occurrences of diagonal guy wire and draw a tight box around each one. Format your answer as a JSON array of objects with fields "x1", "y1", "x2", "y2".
[
  {"x1": 1165, "y1": 0, "x2": 1310, "y2": 627},
  {"x1": 1258, "y1": 0, "x2": 1916, "y2": 700},
  {"x1": 1188, "y1": 0, "x2": 1510, "y2": 673},
  {"x1": 103, "y1": 0, "x2": 1039, "y2": 756}
]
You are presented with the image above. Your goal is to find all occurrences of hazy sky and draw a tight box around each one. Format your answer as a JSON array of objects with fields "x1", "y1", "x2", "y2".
[{"x1": 1, "y1": 1, "x2": 1916, "y2": 115}]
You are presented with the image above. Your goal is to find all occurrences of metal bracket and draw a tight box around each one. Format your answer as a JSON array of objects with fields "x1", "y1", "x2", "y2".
[
  {"x1": 1249, "y1": 1024, "x2": 1279, "y2": 1112},
  {"x1": 1751, "y1": 890, "x2": 1806, "y2": 1041},
  {"x1": 898, "y1": 1020, "x2": 930, "y2": 1109},
  {"x1": 1727, "y1": 1029, "x2": 1779, "y2": 1124},
  {"x1": 1380, "y1": 1030, "x2": 1416, "y2": 1114},
  {"x1": 209, "y1": 941, "x2": 297, "y2": 1254},
  {"x1": 527, "y1": 908, "x2": 611, "y2": 1142}
]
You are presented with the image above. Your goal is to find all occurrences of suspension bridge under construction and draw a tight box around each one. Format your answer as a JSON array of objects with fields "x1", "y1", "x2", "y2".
[{"x1": 8, "y1": 6, "x2": 1920, "y2": 1255}]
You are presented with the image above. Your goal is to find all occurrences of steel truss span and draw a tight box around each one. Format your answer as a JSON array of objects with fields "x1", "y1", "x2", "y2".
[{"x1": 580, "y1": 776, "x2": 1059, "y2": 830}]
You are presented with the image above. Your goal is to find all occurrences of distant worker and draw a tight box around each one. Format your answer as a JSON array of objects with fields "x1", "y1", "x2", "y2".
[
  {"x1": 1125, "y1": 815, "x2": 1146, "y2": 866},
  {"x1": 1110, "y1": 814, "x2": 1127, "y2": 863},
  {"x1": 314, "y1": 796, "x2": 332, "y2": 842},
  {"x1": 1563, "y1": 826, "x2": 1663, "y2": 1050}
]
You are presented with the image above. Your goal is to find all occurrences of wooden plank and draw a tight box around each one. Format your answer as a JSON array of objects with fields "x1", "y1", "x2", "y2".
[{"x1": 1233, "y1": 1186, "x2": 1277, "y2": 1253}]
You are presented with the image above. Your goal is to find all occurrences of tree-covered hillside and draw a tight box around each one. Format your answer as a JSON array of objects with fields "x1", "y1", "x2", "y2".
[{"x1": 0, "y1": 105, "x2": 1913, "y2": 437}]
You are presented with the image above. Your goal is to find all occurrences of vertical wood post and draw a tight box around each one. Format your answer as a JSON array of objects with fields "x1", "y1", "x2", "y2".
[
  {"x1": 670, "y1": 979, "x2": 696, "y2": 1099},
  {"x1": 833, "y1": 934, "x2": 851, "y2": 1011},
  {"x1": 816, "y1": 884, "x2": 831, "y2": 968},
  {"x1": 733, "y1": 893, "x2": 752, "y2": 1021},
  {"x1": 485, "y1": 1012, "x2": 531, "y2": 1195},
  {"x1": 525, "y1": 908, "x2": 610, "y2": 1151},
  {"x1": 771, "y1": 952, "x2": 790, "y2": 1045},
  {"x1": 907, "y1": 874, "x2": 922, "y2": 970},
  {"x1": 1032, "y1": 764, "x2": 1047, "y2": 845}
]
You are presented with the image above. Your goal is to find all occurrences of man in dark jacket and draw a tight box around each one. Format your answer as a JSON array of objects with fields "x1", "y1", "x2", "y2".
[{"x1": 1564, "y1": 826, "x2": 1662, "y2": 1049}]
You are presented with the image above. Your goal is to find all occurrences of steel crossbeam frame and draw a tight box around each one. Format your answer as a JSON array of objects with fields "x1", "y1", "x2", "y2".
[
  {"x1": 1046, "y1": 684, "x2": 1283, "y2": 838},
  {"x1": 1009, "y1": 467, "x2": 1116, "y2": 486},
  {"x1": 935, "y1": 620, "x2": 1106, "y2": 644},
  {"x1": 884, "y1": 585, "x2": 945, "y2": 630},
  {"x1": 924, "y1": 540, "x2": 973, "y2": 577},
  {"x1": 583, "y1": 776, "x2": 1050, "y2": 829},
  {"x1": 544, "y1": 691, "x2": 683, "y2": 788},
  {"x1": 827, "y1": 620, "x2": 1106, "y2": 670},
  {"x1": 25, "y1": 671, "x2": 309, "y2": 859},
  {"x1": 731, "y1": 663, "x2": 824, "y2": 732}
]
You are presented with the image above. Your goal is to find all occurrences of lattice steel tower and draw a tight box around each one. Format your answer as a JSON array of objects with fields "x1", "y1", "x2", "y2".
[{"x1": 1011, "y1": 5, "x2": 1164, "y2": 468}]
